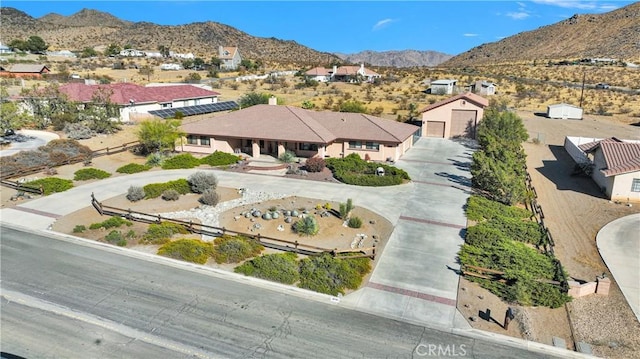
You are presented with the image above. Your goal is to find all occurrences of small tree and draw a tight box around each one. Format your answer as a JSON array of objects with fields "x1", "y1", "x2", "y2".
[{"x1": 137, "y1": 119, "x2": 184, "y2": 154}]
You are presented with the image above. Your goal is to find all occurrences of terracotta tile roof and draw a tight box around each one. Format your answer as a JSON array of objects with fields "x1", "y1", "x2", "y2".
[
  {"x1": 334, "y1": 66, "x2": 361, "y2": 76},
  {"x1": 580, "y1": 138, "x2": 640, "y2": 176},
  {"x1": 219, "y1": 46, "x2": 238, "y2": 59},
  {"x1": 9, "y1": 64, "x2": 49, "y2": 73},
  {"x1": 58, "y1": 83, "x2": 220, "y2": 105},
  {"x1": 420, "y1": 92, "x2": 489, "y2": 113},
  {"x1": 181, "y1": 104, "x2": 419, "y2": 144},
  {"x1": 305, "y1": 67, "x2": 332, "y2": 76}
]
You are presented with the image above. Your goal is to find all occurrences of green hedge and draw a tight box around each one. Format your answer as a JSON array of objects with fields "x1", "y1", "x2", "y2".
[
  {"x1": 73, "y1": 168, "x2": 111, "y2": 181},
  {"x1": 161, "y1": 153, "x2": 201, "y2": 169},
  {"x1": 212, "y1": 234, "x2": 264, "y2": 264},
  {"x1": 326, "y1": 154, "x2": 410, "y2": 186},
  {"x1": 143, "y1": 179, "x2": 191, "y2": 199},
  {"x1": 89, "y1": 216, "x2": 133, "y2": 230},
  {"x1": 116, "y1": 163, "x2": 152, "y2": 174},
  {"x1": 158, "y1": 239, "x2": 213, "y2": 264},
  {"x1": 23, "y1": 177, "x2": 73, "y2": 195},
  {"x1": 465, "y1": 195, "x2": 531, "y2": 222},
  {"x1": 298, "y1": 253, "x2": 371, "y2": 295},
  {"x1": 141, "y1": 221, "x2": 189, "y2": 244},
  {"x1": 200, "y1": 151, "x2": 242, "y2": 166},
  {"x1": 235, "y1": 252, "x2": 300, "y2": 284}
]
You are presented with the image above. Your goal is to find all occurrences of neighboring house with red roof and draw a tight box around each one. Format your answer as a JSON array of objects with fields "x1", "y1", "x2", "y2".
[
  {"x1": 575, "y1": 137, "x2": 640, "y2": 202},
  {"x1": 0, "y1": 64, "x2": 50, "y2": 79},
  {"x1": 304, "y1": 64, "x2": 381, "y2": 83},
  {"x1": 56, "y1": 83, "x2": 221, "y2": 122},
  {"x1": 419, "y1": 92, "x2": 489, "y2": 139},
  {"x1": 218, "y1": 46, "x2": 242, "y2": 70},
  {"x1": 180, "y1": 100, "x2": 420, "y2": 162}
]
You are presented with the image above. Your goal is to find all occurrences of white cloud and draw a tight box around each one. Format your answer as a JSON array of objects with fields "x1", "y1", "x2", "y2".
[
  {"x1": 372, "y1": 18, "x2": 394, "y2": 31},
  {"x1": 506, "y1": 11, "x2": 530, "y2": 19},
  {"x1": 463, "y1": 33, "x2": 479, "y2": 37},
  {"x1": 531, "y1": 0, "x2": 621, "y2": 11},
  {"x1": 516, "y1": 1, "x2": 527, "y2": 7}
]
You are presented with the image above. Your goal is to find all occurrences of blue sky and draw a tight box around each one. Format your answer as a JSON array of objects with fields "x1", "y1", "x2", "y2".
[{"x1": 4, "y1": 1, "x2": 636, "y2": 55}]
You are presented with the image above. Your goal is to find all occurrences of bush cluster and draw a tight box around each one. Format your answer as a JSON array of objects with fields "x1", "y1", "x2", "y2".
[
  {"x1": 326, "y1": 154, "x2": 410, "y2": 186},
  {"x1": 304, "y1": 157, "x2": 326, "y2": 172},
  {"x1": 0, "y1": 139, "x2": 91, "y2": 175},
  {"x1": 199, "y1": 151, "x2": 241, "y2": 167},
  {"x1": 105, "y1": 230, "x2": 127, "y2": 247},
  {"x1": 126, "y1": 186, "x2": 145, "y2": 202},
  {"x1": 143, "y1": 179, "x2": 191, "y2": 199},
  {"x1": 199, "y1": 189, "x2": 220, "y2": 206},
  {"x1": 158, "y1": 239, "x2": 213, "y2": 264},
  {"x1": 116, "y1": 163, "x2": 152, "y2": 174},
  {"x1": 298, "y1": 253, "x2": 371, "y2": 295},
  {"x1": 89, "y1": 216, "x2": 133, "y2": 230},
  {"x1": 235, "y1": 252, "x2": 300, "y2": 284},
  {"x1": 141, "y1": 222, "x2": 189, "y2": 245},
  {"x1": 188, "y1": 171, "x2": 218, "y2": 194},
  {"x1": 465, "y1": 195, "x2": 531, "y2": 222},
  {"x1": 161, "y1": 153, "x2": 201, "y2": 169},
  {"x1": 212, "y1": 234, "x2": 264, "y2": 264},
  {"x1": 293, "y1": 216, "x2": 319, "y2": 236},
  {"x1": 23, "y1": 177, "x2": 73, "y2": 195},
  {"x1": 73, "y1": 168, "x2": 111, "y2": 181},
  {"x1": 161, "y1": 189, "x2": 180, "y2": 201},
  {"x1": 347, "y1": 217, "x2": 363, "y2": 229}
]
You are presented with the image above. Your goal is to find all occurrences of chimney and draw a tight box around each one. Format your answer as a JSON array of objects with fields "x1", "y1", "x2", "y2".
[
  {"x1": 218, "y1": 46, "x2": 223, "y2": 56},
  {"x1": 268, "y1": 96, "x2": 278, "y2": 106}
]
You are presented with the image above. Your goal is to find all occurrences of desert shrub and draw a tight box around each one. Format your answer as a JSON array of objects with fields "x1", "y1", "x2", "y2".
[
  {"x1": 304, "y1": 156, "x2": 326, "y2": 172},
  {"x1": 278, "y1": 151, "x2": 296, "y2": 164},
  {"x1": 200, "y1": 151, "x2": 241, "y2": 166},
  {"x1": 73, "y1": 225, "x2": 86, "y2": 233},
  {"x1": 293, "y1": 216, "x2": 319, "y2": 236},
  {"x1": 212, "y1": 234, "x2": 264, "y2": 264},
  {"x1": 161, "y1": 153, "x2": 201, "y2": 169},
  {"x1": 64, "y1": 122, "x2": 95, "y2": 140},
  {"x1": 188, "y1": 171, "x2": 218, "y2": 193},
  {"x1": 199, "y1": 189, "x2": 220, "y2": 206},
  {"x1": 141, "y1": 222, "x2": 189, "y2": 244},
  {"x1": 158, "y1": 239, "x2": 213, "y2": 264},
  {"x1": 347, "y1": 216, "x2": 363, "y2": 229},
  {"x1": 339, "y1": 198, "x2": 354, "y2": 219},
  {"x1": 73, "y1": 168, "x2": 111, "y2": 181},
  {"x1": 116, "y1": 163, "x2": 152, "y2": 174},
  {"x1": 105, "y1": 230, "x2": 127, "y2": 247},
  {"x1": 145, "y1": 152, "x2": 166, "y2": 167},
  {"x1": 89, "y1": 216, "x2": 133, "y2": 230},
  {"x1": 143, "y1": 179, "x2": 190, "y2": 199},
  {"x1": 161, "y1": 189, "x2": 180, "y2": 201},
  {"x1": 127, "y1": 186, "x2": 145, "y2": 202},
  {"x1": 326, "y1": 154, "x2": 410, "y2": 186},
  {"x1": 235, "y1": 252, "x2": 300, "y2": 284},
  {"x1": 23, "y1": 177, "x2": 73, "y2": 195},
  {"x1": 298, "y1": 253, "x2": 371, "y2": 295}
]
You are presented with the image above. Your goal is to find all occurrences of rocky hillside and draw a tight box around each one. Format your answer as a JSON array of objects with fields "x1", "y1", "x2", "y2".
[
  {"x1": 0, "y1": 7, "x2": 340, "y2": 66},
  {"x1": 334, "y1": 50, "x2": 452, "y2": 68},
  {"x1": 443, "y1": 2, "x2": 640, "y2": 67}
]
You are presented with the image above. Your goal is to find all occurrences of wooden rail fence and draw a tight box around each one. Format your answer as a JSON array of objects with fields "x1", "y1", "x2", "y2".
[{"x1": 91, "y1": 193, "x2": 375, "y2": 260}]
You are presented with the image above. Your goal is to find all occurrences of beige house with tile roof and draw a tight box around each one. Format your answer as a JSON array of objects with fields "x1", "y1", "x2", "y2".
[
  {"x1": 304, "y1": 64, "x2": 381, "y2": 83},
  {"x1": 578, "y1": 138, "x2": 640, "y2": 202},
  {"x1": 180, "y1": 102, "x2": 420, "y2": 161},
  {"x1": 420, "y1": 92, "x2": 489, "y2": 139},
  {"x1": 218, "y1": 46, "x2": 242, "y2": 70}
]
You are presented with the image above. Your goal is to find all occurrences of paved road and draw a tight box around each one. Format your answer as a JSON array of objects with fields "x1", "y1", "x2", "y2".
[{"x1": 1, "y1": 226, "x2": 564, "y2": 359}]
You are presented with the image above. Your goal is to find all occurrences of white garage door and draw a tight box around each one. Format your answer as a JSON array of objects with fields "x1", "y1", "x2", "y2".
[
  {"x1": 451, "y1": 110, "x2": 478, "y2": 138},
  {"x1": 425, "y1": 121, "x2": 445, "y2": 138}
]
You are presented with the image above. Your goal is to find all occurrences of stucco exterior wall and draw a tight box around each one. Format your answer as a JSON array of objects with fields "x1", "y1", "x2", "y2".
[
  {"x1": 421, "y1": 99, "x2": 485, "y2": 138},
  {"x1": 610, "y1": 172, "x2": 640, "y2": 202}
]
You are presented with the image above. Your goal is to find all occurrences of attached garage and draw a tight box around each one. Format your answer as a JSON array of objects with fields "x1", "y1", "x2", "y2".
[
  {"x1": 420, "y1": 92, "x2": 489, "y2": 139},
  {"x1": 425, "y1": 121, "x2": 445, "y2": 137},
  {"x1": 450, "y1": 110, "x2": 478, "y2": 138}
]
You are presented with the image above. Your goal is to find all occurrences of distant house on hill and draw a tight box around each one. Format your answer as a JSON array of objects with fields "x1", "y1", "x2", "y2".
[
  {"x1": 0, "y1": 64, "x2": 50, "y2": 79},
  {"x1": 304, "y1": 64, "x2": 380, "y2": 83},
  {"x1": 469, "y1": 80, "x2": 496, "y2": 96},
  {"x1": 119, "y1": 49, "x2": 145, "y2": 57},
  {"x1": 160, "y1": 63, "x2": 183, "y2": 71},
  {"x1": 218, "y1": 46, "x2": 242, "y2": 70},
  {"x1": 0, "y1": 42, "x2": 12, "y2": 54}
]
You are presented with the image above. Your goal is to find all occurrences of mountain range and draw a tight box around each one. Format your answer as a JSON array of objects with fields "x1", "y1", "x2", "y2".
[{"x1": 1, "y1": 4, "x2": 639, "y2": 68}]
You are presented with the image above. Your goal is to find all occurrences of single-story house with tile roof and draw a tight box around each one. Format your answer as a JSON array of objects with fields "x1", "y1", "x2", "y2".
[
  {"x1": 304, "y1": 67, "x2": 333, "y2": 82},
  {"x1": 180, "y1": 101, "x2": 420, "y2": 161},
  {"x1": 304, "y1": 64, "x2": 380, "y2": 83},
  {"x1": 56, "y1": 82, "x2": 221, "y2": 122},
  {"x1": 577, "y1": 137, "x2": 640, "y2": 202},
  {"x1": 218, "y1": 46, "x2": 242, "y2": 70},
  {"x1": 420, "y1": 92, "x2": 489, "y2": 139},
  {"x1": 0, "y1": 64, "x2": 50, "y2": 79}
]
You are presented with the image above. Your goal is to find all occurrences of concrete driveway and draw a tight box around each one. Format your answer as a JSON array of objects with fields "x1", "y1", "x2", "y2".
[{"x1": 0, "y1": 138, "x2": 474, "y2": 330}]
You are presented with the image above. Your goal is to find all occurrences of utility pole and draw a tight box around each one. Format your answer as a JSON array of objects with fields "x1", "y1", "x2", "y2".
[{"x1": 579, "y1": 69, "x2": 586, "y2": 108}]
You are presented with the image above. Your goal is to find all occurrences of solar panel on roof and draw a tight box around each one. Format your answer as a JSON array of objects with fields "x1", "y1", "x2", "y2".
[{"x1": 148, "y1": 101, "x2": 238, "y2": 119}]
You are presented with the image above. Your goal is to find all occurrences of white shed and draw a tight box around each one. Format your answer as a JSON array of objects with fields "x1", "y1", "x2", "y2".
[{"x1": 547, "y1": 103, "x2": 583, "y2": 120}]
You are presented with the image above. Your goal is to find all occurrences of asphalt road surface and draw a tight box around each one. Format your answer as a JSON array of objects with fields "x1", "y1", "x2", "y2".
[{"x1": 1, "y1": 226, "x2": 561, "y2": 358}]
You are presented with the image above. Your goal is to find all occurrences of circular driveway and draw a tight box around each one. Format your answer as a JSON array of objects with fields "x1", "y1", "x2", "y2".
[
  {"x1": 596, "y1": 213, "x2": 640, "y2": 322},
  {"x1": 0, "y1": 130, "x2": 60, "y2": 157}
]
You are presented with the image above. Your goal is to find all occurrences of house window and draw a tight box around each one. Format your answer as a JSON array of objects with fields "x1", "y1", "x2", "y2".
[
  {"x1": 161, "y1": 103, "x2": 172, "y2": 108},
  {"x1": 632, "y1": 178, "x2": 640, "y2": 192},
  {"x1": 300, "y1": 143, "x2": 318, "y2": 151},
  {"x1": 200, "y1": 136, "x2": 210, "y2": 146},
  {"x1": 194, "y1": 99, "x2": 201, "y2": 105},
  {"x1": 186, "y1": 135, "x2": 197, "y2": 145},
  {"x1": 365, "y1": 142, "x2": 380, "y2": 150},
  {"x1": 349, "y1": 141, "x2": 362, "y2": 149}
]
